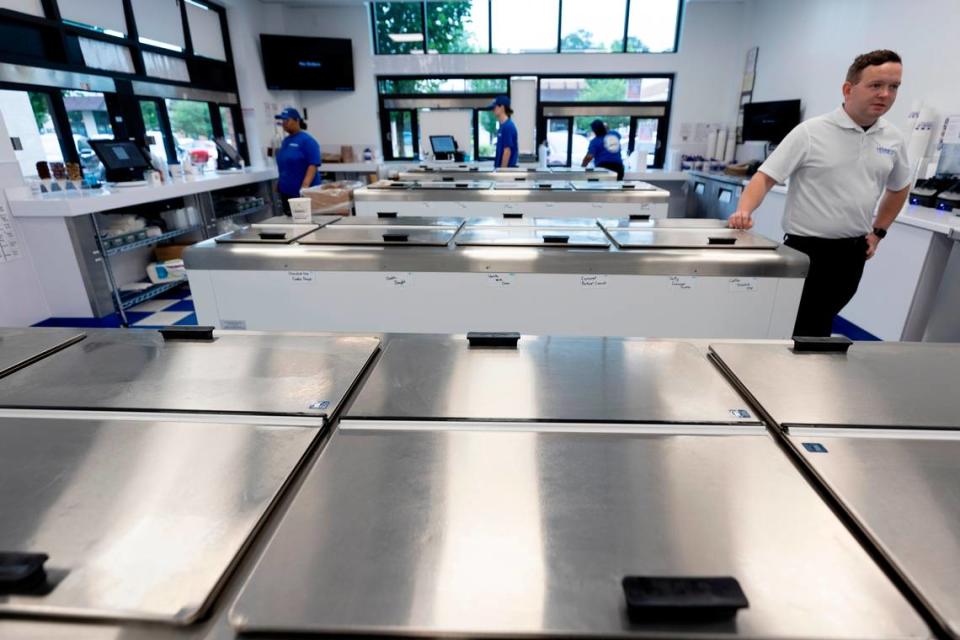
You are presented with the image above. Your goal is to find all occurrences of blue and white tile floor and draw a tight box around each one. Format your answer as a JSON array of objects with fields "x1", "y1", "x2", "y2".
[{"x1": 34, "y1": 282, "x2": 198, "y2": 329}]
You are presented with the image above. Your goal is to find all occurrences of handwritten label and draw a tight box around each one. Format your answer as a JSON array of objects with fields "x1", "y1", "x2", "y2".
[
  {"x1": 669, "y1": 276, "x2": 696, "y2": 290},
  {"x1": 288, "y1": 271, "x2": 314, "y2": 283},
  {"x1": 485, "y1": 273, "x2": 515, "y2": 288},
  {"x1": 580, "y1": 274, "x2": 609, "y2": 288},
  {"x1": 729, "y1": 277, "x2": 758, "y2": 292},
  {"x1": 385, "y1": 273, "x2": 411, "y2": 287}
]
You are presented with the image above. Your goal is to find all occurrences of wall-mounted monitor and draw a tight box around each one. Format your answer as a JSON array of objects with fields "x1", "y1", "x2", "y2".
[
  {"x1": 742, "y1": 100, "x2": 801, "y2": 145},
  {"x1": 260, "y1": 34, "x2": 354, "y2": 91}
]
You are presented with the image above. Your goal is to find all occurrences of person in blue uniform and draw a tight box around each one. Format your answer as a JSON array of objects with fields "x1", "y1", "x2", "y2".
[
  {"x1": 488, "y1": 96, "x2": 518, "y2": 168},
  {"x1": 582, "y1": 119, "x2": 624, "y2": 180},
  {"x1": 274, "y1": 107, "x2": 321, "y2": 214}
]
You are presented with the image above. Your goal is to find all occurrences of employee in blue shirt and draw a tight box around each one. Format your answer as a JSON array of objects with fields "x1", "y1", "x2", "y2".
[
  {"x1": 582, "y1": 119, "x2": 625, "y2": 180},
  {"x1": 274, "y1": 107, "x2": 321, "y2": 214},
  {"x1": 488, "y1": 96, "x2": 518, "y2": 168}
]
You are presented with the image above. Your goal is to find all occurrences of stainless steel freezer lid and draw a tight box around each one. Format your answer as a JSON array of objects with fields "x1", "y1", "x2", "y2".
[
  {"x1": 571, "y1": 180, "x2": 659, "y2": 191},
  {"x1": 253, "y1": 215, "x2": 341, "y2": 227},
  {"x1": 229, "y1": 428, "x2": 930, "y2": 638},
  {"x1": 413, "y1": 180, "x2": 492, "y2": 190},
  {"x1": 297, "y1": 227, "x2": 456, "y2": 247},
  {"x1": 214, "y1": 224, "x2": 318, "y2": 244},
  {"x1": 0, "y1": 331, "x2": 380, "y2": 418},
  {"x1": 710, "y1": 342, "x2": 960, "y2": 430},
  {"x1": 0, "y1": 328, "x2": 84, "y2": 379},
  {"x1": 368, "y1": 180, "x2": 417, "y2": 189},
  {"x1": 608, "y1": 228, "x2": 779, "y2": 250},
  {"x1": 491, "y1": 180, "x2": 573, "y2": 191},
  {"x1": 347, "y1": 336, "x2": 759, "y2": 424},
  {"x1": 598, "y1": 217, "x2": 730, "y2": 231},
  {"x1": 334, "y1": 215, "x2": 464, "y2": 228},
  {"x1": 466, "y1": 216, "x2": 600, "y2": 228},
  {"x1": 0, "y1": 416, "x2": 317, "y2": 624},
  {"x1": 455, "y1": 227, "x2": 611, "y2": 248},
  {"x1": 788, "y1": 431, "x2": 960, "y2": 639}
]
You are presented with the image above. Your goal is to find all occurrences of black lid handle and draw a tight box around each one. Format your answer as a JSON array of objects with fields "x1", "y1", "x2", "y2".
[
  {"x1": 588, "y1": 177, "x2": 600, "y2": 182},
  {"x1": 503, "y1": 212, "x2": 523, "y2": 219},
  {"x1": 543, "y1": 235, "x2": 569, "y2": 244},
  {"x1": 161, "y1": 326, "x2": 215, "y2": 341},
  {"x1": 538, "y1": 183, "x2": 553, "y2": 189},
  {"x1": 629, "y1": 214, "x2": 651, "y2": 221},
  {"x1": 621, "y1": 184, "x2": 636, "y2": 190},
  {"x1": 455, "y1": 183, "x2": 469, "y2": 188},
  {"x1": 708, "y1": 236, "x2": 737, "y2": 245},
  {"x1": 377, "y1": 211, "x2": 398, "y2": 219},
  {"x1": 383, "y1": 232, "x2": 409, "y2": 242},
  {"x1": 792, "y1": 336, "x2": 853, "y2": 353},
  {"x1": 442, "y1": 176, "x2": 455, "y2": 182},
  {"x1": 0, "y1": 552, "x2": 49, "y2": 594},
  {"x1": 623, "y1": 576, "x2": 748, "y2": 624},
  {"x1": 259, "y1": 231, "x2": 286, "y2": 240},
  {"x1": 467, "y1": 332, "x2": 520, "y2": 348}
]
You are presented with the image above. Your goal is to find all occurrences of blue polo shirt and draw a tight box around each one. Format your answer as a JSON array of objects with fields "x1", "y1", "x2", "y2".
[
  {"x1": 276, "y1": 131, "x2": 322, "y2": 196},
  {"x1": 495, "y1": 119, "x2": 519, "y2": 168},
  {"x1": 588, "y1": 131, "x2": 623, "y2": 166}
]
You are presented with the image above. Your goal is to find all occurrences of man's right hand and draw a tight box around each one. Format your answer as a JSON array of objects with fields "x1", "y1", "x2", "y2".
[{"x1": 728, "y1": 210, "x2": 754, "y2": 229}]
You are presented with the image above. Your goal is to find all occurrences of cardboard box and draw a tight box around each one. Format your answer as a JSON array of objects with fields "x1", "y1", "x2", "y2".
[
  {"x1": 154, "y1": 244, "x2": 191, "y2": 262},
  {"x1": 300, "y1": 181, "x2": 363, "y2": 213}
]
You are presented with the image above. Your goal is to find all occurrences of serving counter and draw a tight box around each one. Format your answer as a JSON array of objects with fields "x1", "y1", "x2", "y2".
[{"x1": 394, "y1": 165, "x2": 617, "y2": 182}]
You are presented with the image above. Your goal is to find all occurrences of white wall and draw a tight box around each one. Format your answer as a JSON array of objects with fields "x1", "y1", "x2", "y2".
[
  {"x1": 0, "y1": 112, "x2": 51, "y2": 326},
  {"x1": 234, "y1": 0, "x2": 748, "y2": 159},
  {"x1": 742, "y1": 0, "x2": 960, "y2": 141}
]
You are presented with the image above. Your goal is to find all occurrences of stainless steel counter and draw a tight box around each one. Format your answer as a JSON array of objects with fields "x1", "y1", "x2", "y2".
[
  {"x1": 354, "y1": 179, "x2": 666, "y2": 205},
  {"x1": 0, "y1": 328, "x2": 85, "y2": 378},
  {"x1": 395, "y1": 165, "x2": 617, "y2": 182}
]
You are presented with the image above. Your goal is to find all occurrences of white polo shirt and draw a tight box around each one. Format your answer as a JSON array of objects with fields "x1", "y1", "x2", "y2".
[{"x1": 759, "y1": 106, "x2": 911, "y2": 238}]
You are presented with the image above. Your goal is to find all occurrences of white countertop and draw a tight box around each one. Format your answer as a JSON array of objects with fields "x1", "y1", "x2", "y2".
[
  {"x1": 6, "y1": 168, "x2": 277, "y2": 218},
  {"x1": 320, "y1": 162, "x2": 380, "y2": 172},
  {"x1": 625, "y1": 170, "x2": 689, "y2": 182},
  {"x1": 895, "y1": 205, "x2": 960, "y2": 235}
]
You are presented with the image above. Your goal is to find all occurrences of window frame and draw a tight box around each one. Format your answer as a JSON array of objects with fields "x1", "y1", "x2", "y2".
[
  {"x1": 535, "y1": 72, "x2": 674, "y2": 169},
  {"x1": 370, "y1": 0, "x2": 683, "y2": 55}
]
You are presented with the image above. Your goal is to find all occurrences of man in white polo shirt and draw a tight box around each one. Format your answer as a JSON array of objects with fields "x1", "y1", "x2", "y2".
[{"x1": 729, "y1": 49, "x2": 912, "y2": 337}]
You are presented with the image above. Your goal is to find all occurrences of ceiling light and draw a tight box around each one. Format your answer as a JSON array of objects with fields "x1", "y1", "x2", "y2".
[{"x1": 388, "y1": 33, "x2": 424, "y2": 43}]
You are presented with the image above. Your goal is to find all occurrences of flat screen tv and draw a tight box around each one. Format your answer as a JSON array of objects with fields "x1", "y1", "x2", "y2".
[
  {"x1": 260, "y1": 34, "x2": 354, "y2": 91},
  {"x1": 742, "y1": 100, "x2": 801, "y2": 144}
]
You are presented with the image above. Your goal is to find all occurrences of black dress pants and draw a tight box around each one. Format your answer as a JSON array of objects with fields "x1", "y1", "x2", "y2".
[
  {"x1": 783, "y1": 234, "x2": 868, "y2": 337},
  {"x1": 597, "y1": 161, "x2": 625, "y2": 180}
]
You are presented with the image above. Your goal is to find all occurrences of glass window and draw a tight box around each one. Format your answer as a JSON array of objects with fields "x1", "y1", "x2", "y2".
[
  {"x1": 131, "y1": 0, "x2": 186, "y2": 51},
  {"x1": 142, "y1": 51, "x2": 191, "y2": 82},
  {"x1": 388, "y1": 111, "x2": 415, "y2": 158},
  {"x1": 0, "y1": 1, "x2": 45, "y2": 18},
  {"x1": 373, "y1": 2, "x2": 425, "y2": 54},
  {"x1": 165, "y1": 98, "x2": 216, "y2": 169},
  {"x1": 477, "y1": 109, "x2": 498, "y2": 159},
  {"x1": 491, "y1": 0, "x2": 559, "y2": 53},
  {"x1": 58, "y1": 0, "x2": 127, "y2": 36},
  {"x1": 560, "y1": 0, "x2": 627, "y2": 53},
  {"x1": 574, "y1": 115, "x2": 630, "y2": 162},
  {"x1": 539, "y1": 77, "x2": 670, "y2": 102},
  {"x1": 139, "y1": 100, "x2": 170, "y2": 162},
  {"x1": 77, "y1": 37, "x2": 135, "y2": 73},
  {"x1": 63, "y1": 90, "x2": 115, "y2": 182},
  {"x1": 379, "y1": 77, "x2": 508, "y2": 94},
  {"x1": 219, "y1": 106, "x2": 237, "y2": 148},
  {"x1": 631, "y1": 117, "x2": 659, "y2": 168},
  {"x1": 0, "y1": 90, "x2": 64, "y2": 179},
  {"x1": 426, "y1": 0, "x2": 489, "y2": 53},
  {"x1": 185, "y1": 0, "x2": 227, "y2": 61},
  {"x1": 626, "y1": 0, "x2": 681, "y2": 53}
]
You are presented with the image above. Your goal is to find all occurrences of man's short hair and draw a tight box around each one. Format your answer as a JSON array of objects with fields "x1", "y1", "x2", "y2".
[{"x1": 846, "y1": 49, "x2": 902, "y2": 83}]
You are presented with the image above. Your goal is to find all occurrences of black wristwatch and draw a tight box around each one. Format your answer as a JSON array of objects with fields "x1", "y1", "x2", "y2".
[{"x1": 872, "y1": 227, "x2": 887, "y2": 239}]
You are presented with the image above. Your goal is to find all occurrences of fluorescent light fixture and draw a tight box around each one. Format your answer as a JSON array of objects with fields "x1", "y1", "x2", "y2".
[
  {"x1": 185, "y1": 0, "x2": 209, "y2": 9},
  {"x1": 139, "y1": 37, "x2": 184, "y2": 52},
  {"x1": 388, "y1": 33, "x2": 424, "y2": 43}
]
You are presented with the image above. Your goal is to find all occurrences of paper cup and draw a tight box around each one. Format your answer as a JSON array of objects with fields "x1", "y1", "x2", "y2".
[{"x1": 289, "y1": 197, "x2": 312, "y2": 222}]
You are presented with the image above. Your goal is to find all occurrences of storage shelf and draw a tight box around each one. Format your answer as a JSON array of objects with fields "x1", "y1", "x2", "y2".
[
  {"x1": 118, "y1": 280, "x2": 187, "y2": 310},
  {"x1": 104, "y1": 225, "x2": 201, "y2": 257},
  {"x1": 215, "y1": 203, "x2": 271, "y2": 223}
]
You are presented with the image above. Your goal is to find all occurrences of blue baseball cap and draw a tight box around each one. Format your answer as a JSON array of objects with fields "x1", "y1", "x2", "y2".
[
  {"x1": 274, "y1": 107, "x2": 301, "y2": 121},
  {"x1": 486, "y1": 95, "x2": 511, "y2": 110}
]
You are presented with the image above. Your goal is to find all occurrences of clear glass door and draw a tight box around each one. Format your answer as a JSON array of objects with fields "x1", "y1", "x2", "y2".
[
  {"x1": 0, "y1": 89, "x2": 64, "y2": 179},
  {"x1": 387, "y1": 110, "x2": 415, "y2": 159},
  {"x1": 631, "y1": 117, "x2": 660, "y2": 169},
  {"x1": 546, "y1": 117, "x2": 572, "y2": 166}
]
